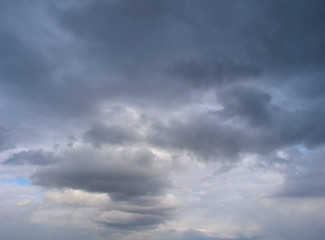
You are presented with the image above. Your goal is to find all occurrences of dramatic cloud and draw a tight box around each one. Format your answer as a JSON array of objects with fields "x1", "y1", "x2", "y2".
[
  {"x1": 27, "y1": 145, "x2": 179, "y2": 230},
  {"x1": 31, "y1": 147, "x2": 173, "y2": 201},
  {"x1": 218, "y1": 86, "x2": 273, "y2": 126},
  {"x1": 1, "y1": 0, "x2": 325, "y2": 239}
]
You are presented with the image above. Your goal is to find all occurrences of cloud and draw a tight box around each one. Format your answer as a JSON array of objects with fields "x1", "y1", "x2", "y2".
[
  {"x1": 1, "y1": 0, "x2": 325, "y2": 239},
  {"x1": 147, "y1": 115, "x2": 246, "y2": 161},
  {"x1": 1, "y1": 0, "x2": 324, "y2": 117},
  {"x1": 42, "y1": 189, "x2": 179, "y2": 231},
  {"x1": 0, "y1": 125, "x2": 15, "y2": 151},
  {"x1": 44, "y1": 189, "x2": 110, "y2": 207},
  {"x1": 164, "y1": 54, "x2": 262, "y2": 87},
  {"x1": 218, "y1": 86, "x2": 273, "y2": 126},
  {"x1": 83, "y1": 123, "x2": 141, "y2": 148},
  {"x1": 28, "y1": 145, "x2": 179, "y2": 230},
  {"x1": 3, "y1": 149, "x2": 61, "y2": 166},
  {"x1": 147, "y1": 100, "x2": 325, "y2": 162},
  {"x1": 31, "y1": 147, "x2": 172, "y2": 201},
  {"x1": 97, "y1": 210, "x2": 170, "y2": 231},
  {"x1": 0, "y1": 26, "x2": 51, "y2": 89},
  {"x1": 274, "y1": 146, "x2": 325, "y2": 198},
  {"x1": 156, "y1": 230, "x2": 254, "y2": 240}
]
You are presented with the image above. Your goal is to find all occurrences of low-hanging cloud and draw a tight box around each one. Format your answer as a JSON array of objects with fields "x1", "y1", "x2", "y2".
[
  {"x1": 1, "y1": 0, "x2": 325, "y2": 239},
  {"x1": 31, "y1": 147, "x2": 172, "y2": 201}
]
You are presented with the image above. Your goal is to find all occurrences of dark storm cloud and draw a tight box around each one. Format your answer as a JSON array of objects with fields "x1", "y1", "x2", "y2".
[
  {"x1": 31, "y1": 148, "x2": 171, "y2": 201},
  {"x1": 53, "y1": 0, "x2": 172, "y2": 70},
  {"x1": 164, "y1": 54, "x2": 262, "y2": 87},
  {"x1": 53, "y1": 0, "x2": 325, "y2": 73},
  {"x1": 178, "y1": 0, "x2": 325, "y2": 73},
  {"x1": 262, "y1": 107, "x2": 325, "y2": 150},
  {"x1": 0, "y1": 27, "x2": 50, "y2": 87},
  {"x1": 83, "y1": 124, "x2": 141, "y2": 148},
  {"x1": 1, "y1": 0, "x2": 324, "y2": 118},
  {"x1": 244, "y1": 0, "x2": 325, "y2": 71},
  {"x1": 0, "y1": 21, "x2": 93, "y2": 118},
  {"x1": 1, "y1": 0, "x2": 324, "y2": 193},
  {"x1": 1, "y1": 0, "x2": 325, "y2": 236},
  {"x1": 148, "y1": 116, "x2": 245, "y2": 161},
  {"x1": 50, "y1": 0, "x2": 266, "y2": 108},
  {"x1": 218, "y1": 86, "x2": 273, "y2": 126},
  {"x1": 0, "y1": 1, "x2": 109, "y2": 120},
  {"x1": 3, "y1": 149, "x2": 60, "y2": 166},
  {"x1": 148, "y1": 91, "x2": 325, "y2": 161}
]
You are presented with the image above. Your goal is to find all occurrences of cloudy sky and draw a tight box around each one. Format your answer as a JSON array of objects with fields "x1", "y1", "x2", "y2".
[{"x1": 1, "y1": 0, "x2": 325, "y2": 239}]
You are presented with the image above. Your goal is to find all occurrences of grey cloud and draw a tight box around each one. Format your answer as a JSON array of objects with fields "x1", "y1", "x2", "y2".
[
  {"x1": 97, "y1": 213, "x2": 168, "y2": 231},
  {"x1": 186, "y1": 0, "x2": 325, "y2": 73},
  {"x1": 264, "y1": 108, "x2": 325, "y2": 150},
  {"x1": 0, "y1": 3, "x2": 101, "y2": 120},
  {"x1": 47, "y1": 0, "x2": 325, "y2": 113},
  {"x1": 164, "y1": 54, "x2": 262, "y2": 87},
  {"x1": 48, "y1": 0, "x2": 194, "y2": 109},
  {"x1": 255, "y1": 198, "x2": 325, "y2": 240},
  {"x1": 293, "y1": 76, "x2": 325, "y2": 101},
  {"x1": 1, "y1": 0, "x2": 324, "y2": 120},
  {"x1": 1, "y1": 0, "x2": 325, "y2": 238},
  {"x1": 54, "y1": 0, "x2": 325, "y2": 74},
  {"x1": 0, "y1": 125, "x2": 15, "y2": 151},
  {"x1": 31, "y1": 148, "x2": 172, "y2": 201},
  {"x1": 114, "y1": 198, "x2": 178, "y2": 217},
  {"x1": 53, "y1": 0, "x2": 172, "y2": 70},
  {"x1": 158, "y1": 230, "x2": 254, "y2": 240},
  {"x1": 0, "y1": 27, "x2": 51, "y2": 89},
  {"x1": 83, "y1": 124, "x2": 141, "y2": 148},
  {"x1": 43, "y1": 190, "x2": 178, "y2": 232},
  {"x1": 218, "y1": 86, "x2": 273, "y2": 126},
  {"x1": 246, "y1": 1, "x2": 325, "y2": 71},
  {"x1": 148, "y1": 96, "x2": 325, "y2": 161},
  {"x1": 50, "y1": 0, "x2": 266, "y2": 109},
  {"x1": 67, "y1": 135, "x2": 76, "y2": 147},
  {"x1": 217, "y1": 86, "x2": 325, "y2": 151},
  {"x1": 148, "y1": 116, "x2": 246, "y2": 161},
  {"x1": 30, "y1": 146, "x2": 177, "y2": 230},
  {"x1": 3, "y1": 149, "x2": 60, "y2": 166},
  {"x1": 274, "y1": 147, "x2": 325, "y2": 198}
]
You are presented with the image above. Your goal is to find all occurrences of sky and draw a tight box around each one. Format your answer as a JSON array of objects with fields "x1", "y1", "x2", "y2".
[{"x1": 1, "y1": 0, "x2": 325, "y2": 239}]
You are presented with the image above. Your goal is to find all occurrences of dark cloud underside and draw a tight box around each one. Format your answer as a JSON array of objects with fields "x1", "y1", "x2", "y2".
[{"x1": 30, "y1": 148, "x2": 171, "y2": 201}]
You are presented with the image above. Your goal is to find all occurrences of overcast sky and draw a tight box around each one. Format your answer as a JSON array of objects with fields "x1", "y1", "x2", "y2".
[{"x1": 1, "y1": 1, "x2": 325, "y2": 239}]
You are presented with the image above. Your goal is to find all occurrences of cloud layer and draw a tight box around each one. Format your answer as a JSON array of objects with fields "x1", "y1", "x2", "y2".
[{"x1": 1, "y1": 1, "x2": 325, "y2": 240}]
